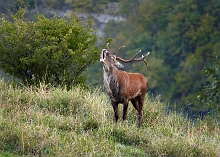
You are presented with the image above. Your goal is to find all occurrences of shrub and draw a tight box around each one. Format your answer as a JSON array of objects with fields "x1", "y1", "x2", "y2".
[
  {"x1": 198, "y1": 55, "x2": 220, "y2": 113},
  {"x1": 0, "y1": 7, "x2": 100, "y2": 88}
]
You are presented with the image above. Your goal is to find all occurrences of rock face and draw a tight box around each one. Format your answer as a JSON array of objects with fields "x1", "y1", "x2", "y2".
[
  {"x1": 47, "y1": 2, "x2": 125, "y2": 37},
  {"x1": 77, "y1": 12, "x2": 125, "y2": 36}
]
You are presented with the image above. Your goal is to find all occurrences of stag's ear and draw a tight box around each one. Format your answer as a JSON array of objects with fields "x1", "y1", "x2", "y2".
[{"x1": 115, "y1": 61, "x2": 124, "y2": 68}]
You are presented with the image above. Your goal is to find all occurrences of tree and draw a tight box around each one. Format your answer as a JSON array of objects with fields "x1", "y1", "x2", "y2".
[
  {"x1": 166, "y1": 0, "x2": 220, "y2": 112},
  {"x1": 0, "y1": 8, "x2": 100, "y2": 88}
]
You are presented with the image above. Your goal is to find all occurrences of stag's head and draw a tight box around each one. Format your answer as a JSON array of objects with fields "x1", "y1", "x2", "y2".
[
  {"x1": 100, "y1": 43, "x2": 150, "y2": 71},
  {"x1": 100, "y1": 44, "x2": 124, "y2": 72}
]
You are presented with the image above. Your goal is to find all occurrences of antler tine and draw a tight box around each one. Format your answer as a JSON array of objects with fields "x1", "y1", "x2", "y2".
[
  {"x1": 132, "y1": 52, "x2": 150, "y2": 65},
  {"x1": 115, "y1": 45, "x2": 125, "y2": 58},
  {"x1": 106, "y1": 43, "x2": 110, "y2": 51},
  {"x1": 116, "y1": 50, "x2": 150, "y2": 65}
]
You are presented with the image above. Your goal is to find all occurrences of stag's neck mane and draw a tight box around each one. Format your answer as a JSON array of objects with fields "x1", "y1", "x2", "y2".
[{"x1": 103, "y1": 66, "x2": 121, "y2": 102}]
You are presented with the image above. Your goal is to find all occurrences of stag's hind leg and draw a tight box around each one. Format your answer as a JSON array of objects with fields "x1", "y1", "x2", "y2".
[
  {"x1": 137, "y1": 96, "x2": 145, "y2": 128},
  {"x1": 131, "y1": 99, "x2": 139, "y2": 111},
  {"x1": 131, "y1": 98, "x2": 143, "y2": 128}
]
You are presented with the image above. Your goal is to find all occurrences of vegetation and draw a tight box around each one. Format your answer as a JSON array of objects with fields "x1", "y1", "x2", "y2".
[
  {"x1": 0, "y1": 79, "x2": 219, "y2": 156},
  {"x1": 0, "y1": 8, "x2": 99, "y2": 88},
  {"x1": 198, "y1": 55, "x2": 220, "y2": 113}
]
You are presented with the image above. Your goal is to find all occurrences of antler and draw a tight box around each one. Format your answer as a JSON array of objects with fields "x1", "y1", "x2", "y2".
[
  {"x1": 115, "y1": 45, "x2": 125, "y2": 58},
  {"x1": 116, "y1": 50, "x2": 150, "y2": 65},
  {"x1": 106, "y1": 43, "x2": 110, "y2": 51},
  {"x1": 106, "y1": 43, "x2": 125, "y2": 57}
]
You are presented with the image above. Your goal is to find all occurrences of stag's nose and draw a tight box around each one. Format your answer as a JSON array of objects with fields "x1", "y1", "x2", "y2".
[{"x1": 100, "y1": 58, "x2": 104, "y2": 63}]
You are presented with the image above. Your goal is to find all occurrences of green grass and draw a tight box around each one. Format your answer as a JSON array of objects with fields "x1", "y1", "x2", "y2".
[{"x1": 0, "y1": 79, "x2": 219, "y2": 156}]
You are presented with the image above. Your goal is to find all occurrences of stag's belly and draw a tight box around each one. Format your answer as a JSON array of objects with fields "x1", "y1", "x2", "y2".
[
  {"x1": 127, "y1": 90, "x2": 142, "y2": 101},
  {"x1": 106, "y1": 81, "x2": 141, "y2": 103},
  {"x1": 103, "y1": 71, "x2": 147, "y2": 103}
]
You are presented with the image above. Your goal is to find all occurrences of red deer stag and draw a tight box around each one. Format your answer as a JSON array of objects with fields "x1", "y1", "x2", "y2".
[{"x1": 100, "y1": 43, "x2": 150, "y2": 128}]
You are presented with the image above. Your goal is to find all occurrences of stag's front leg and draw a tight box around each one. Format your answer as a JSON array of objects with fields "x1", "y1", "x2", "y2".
[
  {"x1": 112, "y1": 101, "x2": 119, "y2": 124},
  {"x1": 122, "y1": 100, "x2": 129, "y2": 121}
]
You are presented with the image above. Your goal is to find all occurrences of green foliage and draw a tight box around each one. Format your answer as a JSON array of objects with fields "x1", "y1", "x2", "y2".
[
  {"x1": 165, "y1": 0, "x2": 220, "y2": 112},
  {"x1": 0, "y1": 79, "x2": 220, "y2": 156},
  {"x1": 0, "y1": 8, "x2": 100, "y2": 88},
  {"x1": 198, "y1": 56, "x2": 220, "y2": 112}
]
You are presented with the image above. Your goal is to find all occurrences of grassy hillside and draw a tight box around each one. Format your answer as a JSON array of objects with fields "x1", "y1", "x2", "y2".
[{"x1": 0, "y1": 79, "x2": 219, "y2": 157}]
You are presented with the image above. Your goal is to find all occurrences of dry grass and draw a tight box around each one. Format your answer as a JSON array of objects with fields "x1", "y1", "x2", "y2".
[{"x1": 0, "y1": 79, "x2": 219, "y2": 156}]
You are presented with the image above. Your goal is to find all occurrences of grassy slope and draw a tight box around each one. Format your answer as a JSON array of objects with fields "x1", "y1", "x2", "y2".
[{"x1": 0, "y1": 79, "x2": 219, "y2": 157}]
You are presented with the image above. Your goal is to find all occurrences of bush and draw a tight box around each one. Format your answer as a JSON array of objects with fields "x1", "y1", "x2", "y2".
[
  {"x1": 0, "y1": 8, "x2": 100, "y2": 88},
  {"x1": 198, "y1": 55, "x2": 220, "y2": 113}
]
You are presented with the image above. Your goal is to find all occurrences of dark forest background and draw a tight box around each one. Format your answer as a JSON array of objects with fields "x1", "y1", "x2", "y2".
[{"x1": 0, "y1": 0, "x2": 219, "y2": 117}]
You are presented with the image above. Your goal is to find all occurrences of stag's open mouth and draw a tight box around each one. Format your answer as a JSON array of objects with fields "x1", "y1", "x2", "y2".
[{"x1": 100, "y1": 49, "x2": 107, "y2": 63}]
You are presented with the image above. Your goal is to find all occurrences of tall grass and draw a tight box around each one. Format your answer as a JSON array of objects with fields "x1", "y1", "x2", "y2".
[{"x1": 0, "y1": 79, "x2": 219, "y2": 156}]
